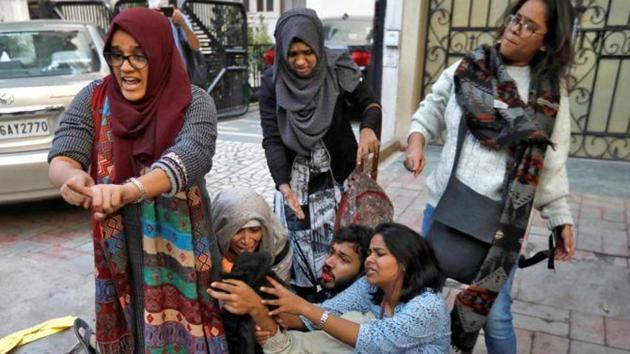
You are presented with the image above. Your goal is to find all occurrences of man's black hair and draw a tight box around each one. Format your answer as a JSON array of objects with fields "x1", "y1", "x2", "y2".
[{"x1": 332, "y1": 225, "x2": 373, "y2": 270}]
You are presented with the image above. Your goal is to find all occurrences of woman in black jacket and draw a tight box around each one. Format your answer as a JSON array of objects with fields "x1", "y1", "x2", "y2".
[{"x1": 258, "y1": 8, "x2": 381, "y2": 298}]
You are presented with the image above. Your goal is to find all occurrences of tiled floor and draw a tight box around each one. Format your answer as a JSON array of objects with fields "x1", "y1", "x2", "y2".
[{"x1": 1, "y1": 114, "x2": 628, "y2": 353}]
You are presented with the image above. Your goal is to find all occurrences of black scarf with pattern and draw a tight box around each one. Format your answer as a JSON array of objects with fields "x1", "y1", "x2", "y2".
[{"x1": 451, "y1": 44, "x2": 559, "y2": 352}]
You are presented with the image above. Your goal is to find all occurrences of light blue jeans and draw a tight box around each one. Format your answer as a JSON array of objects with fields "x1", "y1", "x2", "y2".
[{"x1": 422, "y1": 204, "x2": 517, "y2": 354}]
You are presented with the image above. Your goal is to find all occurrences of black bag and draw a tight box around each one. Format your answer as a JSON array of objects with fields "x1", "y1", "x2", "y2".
[
  {"x1": 426, "y1": 119, "x2": 503, "y2": 284},
  {"x1": 177, "y1": 27, "x2": 209, "y2": 89}
]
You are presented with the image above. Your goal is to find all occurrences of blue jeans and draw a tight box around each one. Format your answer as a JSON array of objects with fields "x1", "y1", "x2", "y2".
[{"x1": 421, "y1": 204, "x2": 517, "y2": 354}]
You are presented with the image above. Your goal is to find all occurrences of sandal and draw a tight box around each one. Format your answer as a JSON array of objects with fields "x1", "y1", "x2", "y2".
[{"x1": 73, "y1": 318, "x2": 97, "y2": 354}]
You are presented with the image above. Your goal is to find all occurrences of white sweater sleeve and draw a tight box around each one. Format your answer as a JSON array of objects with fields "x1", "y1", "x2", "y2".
[
  {"x1": 408, "y1": 62, "x2": 459, "y2": 145},
  {"x1": 533, "y1": 87, "x2": 574, "y2": 229}
]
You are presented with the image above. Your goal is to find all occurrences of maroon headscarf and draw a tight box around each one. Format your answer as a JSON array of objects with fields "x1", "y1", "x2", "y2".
[{"x1": 102, "y1": 8, "x2": 192, "y2": 183}]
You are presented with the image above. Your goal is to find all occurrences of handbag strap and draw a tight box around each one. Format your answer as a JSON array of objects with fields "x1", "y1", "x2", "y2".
[
  {"x1": 362, "y1": 119, "x2": 381, "y2": 181},
  {"x1": 372, "y1": 109, "x2": 382, "y2": 181},
  {"x1": 370, "y1": 150, "x2": 379, "y2": 181},
  {"x1": 450, "y1": 116, "x2": 512, "y2": 202},
  {"x1": 518, "y1": 227, "x2": 558, "y2": 269},
  {"x1": 357, "y1": 152, "x2": 380, "y2": 181},
  {"x1": 446, "y1": 116, "x2": 469, "y2": 185}
]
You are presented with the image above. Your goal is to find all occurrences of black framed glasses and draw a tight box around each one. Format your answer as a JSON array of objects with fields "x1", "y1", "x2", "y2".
[
  {"x1": 504, "y1": 13, "x2": 546, "y2": 39},
  {"x1": 103, "y1": 52, "x2": 148, "y2": 69}
]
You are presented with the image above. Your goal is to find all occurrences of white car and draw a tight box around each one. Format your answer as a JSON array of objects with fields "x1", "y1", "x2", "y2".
[{"x1": 0, "y1": 20, "x2": 108, "y2": 203}]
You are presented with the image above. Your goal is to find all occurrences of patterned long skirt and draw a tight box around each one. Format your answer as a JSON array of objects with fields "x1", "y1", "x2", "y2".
[{"x1": 274, "y1": 143, "x2": 341, "y2": 289}]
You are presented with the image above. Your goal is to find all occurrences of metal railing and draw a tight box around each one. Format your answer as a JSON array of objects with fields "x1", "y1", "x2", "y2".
[
  {"x1": 183, "y1": 0, "x2": 249, "y2": 118},
  {"x1": 248, "y1": 43, "x2": 273, "y2": 98},
  {"x1": 50, "y1": 0, "x2": 250, "y2": 119},
  {"x1": 420, "y1": 0, "x2": 630, "y2": 161},
  {"x1": 51, "y1": 1, "x2": 111, "y2": 35}
]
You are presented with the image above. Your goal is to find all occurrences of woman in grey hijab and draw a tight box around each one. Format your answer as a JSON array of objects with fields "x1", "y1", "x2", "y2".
[
  {"x1": 212, "y1": 188, "x2": 292, "y2": 282},
  {"x1": 258, "y1": 8, "x2": 382, "y2": 299}
]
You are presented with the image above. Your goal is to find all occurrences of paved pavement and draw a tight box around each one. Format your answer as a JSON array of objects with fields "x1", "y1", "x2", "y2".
[
  {"x1": 1, "y1": 105, "x2": 629, "y2": 354},
  {"x1": 380, "y1": 146, "x2": 630, "y2": 354}
]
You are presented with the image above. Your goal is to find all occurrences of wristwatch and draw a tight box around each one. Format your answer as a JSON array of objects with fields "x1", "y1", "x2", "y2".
[{"x1": 315, "y1": 311, "x2": 330, "y2": 330}]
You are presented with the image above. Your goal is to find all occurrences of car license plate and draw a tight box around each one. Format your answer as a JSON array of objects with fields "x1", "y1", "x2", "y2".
[{"x1": 0, "y1": 118, "x2": 50, "y2": 140}]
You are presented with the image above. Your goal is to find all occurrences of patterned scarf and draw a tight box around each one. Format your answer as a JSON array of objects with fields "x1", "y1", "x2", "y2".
[
  {"x1": 90, "y1": 84, "x2": 228, "y2": 354},
  {"x1": 451, "y1": 44, "x2": 559, "y2": 352}
]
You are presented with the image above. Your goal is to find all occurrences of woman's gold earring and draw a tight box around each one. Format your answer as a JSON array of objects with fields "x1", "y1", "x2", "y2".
[{"x1": 541, "y1": 46, "x2": 547, "y2": 52}]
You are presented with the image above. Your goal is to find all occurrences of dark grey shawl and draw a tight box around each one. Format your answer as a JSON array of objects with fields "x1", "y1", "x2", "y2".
[{"x1": 273, "y1": 8, "x2": 362, "y2": 156}]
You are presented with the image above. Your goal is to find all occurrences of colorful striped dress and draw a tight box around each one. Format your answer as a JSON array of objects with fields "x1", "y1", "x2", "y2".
[{"x1": 49, "y1": 81, "x2": 227, "y2": 353}]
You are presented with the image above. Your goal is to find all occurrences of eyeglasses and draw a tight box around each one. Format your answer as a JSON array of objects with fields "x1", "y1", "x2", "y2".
[
  {"x1": 504, "y1": 13, "x2": 546, "y2": 39},
  {"x1": 103, "y1": 52, "x2": 148, "y2": 69}
]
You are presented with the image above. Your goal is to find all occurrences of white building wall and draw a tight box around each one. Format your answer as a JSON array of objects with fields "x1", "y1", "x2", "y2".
[
  {"x1": 375, "y1": 0, "x2": 428, "y2": 152},
  {"x1": 379, "y1": 0, "x2": 403, "y2": 146}
]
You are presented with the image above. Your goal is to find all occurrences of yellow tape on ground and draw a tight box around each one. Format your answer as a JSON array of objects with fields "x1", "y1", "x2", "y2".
[{"x1": 0, "y1": 316, "x2": 77, "y2": 354}]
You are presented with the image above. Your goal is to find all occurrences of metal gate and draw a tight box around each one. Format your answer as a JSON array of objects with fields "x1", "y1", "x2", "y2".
[
  {"x1": 421, "y1": 0, "x2": 630, "y2": 161},
  {"x1": 112, "y1": 0, "x2": 146, "y2": 16},
  {"x1": 183, "y1": 0, "x2": 249, "y2": 118},
  {"x1": 49, "y1": 0, "x2": 249, "y2": 119},
  {"x1": 52, "y1": 1, "x2": 111, "y2": 35}
]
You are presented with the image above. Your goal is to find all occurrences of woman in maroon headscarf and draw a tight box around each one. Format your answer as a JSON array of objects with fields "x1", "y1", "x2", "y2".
[{"x1": 48, "y1": 8, "x2": 227, "y2": 354}]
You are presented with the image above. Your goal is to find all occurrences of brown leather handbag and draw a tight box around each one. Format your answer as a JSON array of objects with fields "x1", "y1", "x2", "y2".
[{"x1": 335, "y1": 153, "x2": 394, "y2": 231}]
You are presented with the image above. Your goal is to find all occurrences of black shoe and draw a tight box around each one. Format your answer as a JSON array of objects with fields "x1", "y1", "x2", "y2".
[{"x1": 72, "y1": 318, "x2": 96, "y2": 354}]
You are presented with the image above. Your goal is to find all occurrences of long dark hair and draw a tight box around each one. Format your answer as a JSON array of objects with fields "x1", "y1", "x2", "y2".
[
  {"x1": 497, "y1": 0, "x2": 576, "y2": 92},
  {"x1": 370, "y1": 223, "x2": 445, "y2": 305}
]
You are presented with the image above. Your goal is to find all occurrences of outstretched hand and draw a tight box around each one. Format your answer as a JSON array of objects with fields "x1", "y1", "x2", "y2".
[
  {"x1": 279, "y1": 184, "x2": 305, "y2": 220},
  {"x1": 260, "y1": 276, "x2": 311, "y2": 317},
  {"x1": 87, "y1": 184, "x2": 139, "y2": 221},
  {"x1": 404, "y1": 132, "x2": 426, "y2": 177},
  {"x1": 208, "y1": 279, "x2": 264, "y2": 316},
  {"x1": 171, "y1": 9, "x2": 187, "y2": 28},
  {"x1": 255, "y1": 325, "x2": 274, "y2": 346},
  {"x1": 554, "y1": 225, "x2": 575, "y2": 261},
  {"x1": 61, "y1": 173, "x2": 94, "y2": 209}
]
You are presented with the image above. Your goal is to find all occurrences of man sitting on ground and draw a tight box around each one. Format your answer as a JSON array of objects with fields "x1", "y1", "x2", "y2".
[
  {"x1": 314, "y1": 225, "x2": 372, "y2": 302},
  {"x1": 207, "y1": 225, "x2": 374, "y2": 353}
]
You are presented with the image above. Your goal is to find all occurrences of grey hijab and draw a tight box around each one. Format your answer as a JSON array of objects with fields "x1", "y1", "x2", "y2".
[
  {"x1": 273, "y1": 8, "x2": 362, "y2": 156},
  {"x1": 211, "y1": 188, "x2": 292, "y2": 281}
]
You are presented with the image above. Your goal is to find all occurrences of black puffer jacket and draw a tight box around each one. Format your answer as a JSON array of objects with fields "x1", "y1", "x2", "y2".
[{"x1": 221, "y1": 252, "x2": 287, "y2": 354}]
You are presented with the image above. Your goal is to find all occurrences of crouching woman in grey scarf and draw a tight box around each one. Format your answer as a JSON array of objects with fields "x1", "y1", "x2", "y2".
[
  {"x1": 259, "y1": 8, "x2": 382, "y2": 298},
  {"x1": 212, "y1": 188, "x2": 292, "y2": 281}
]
